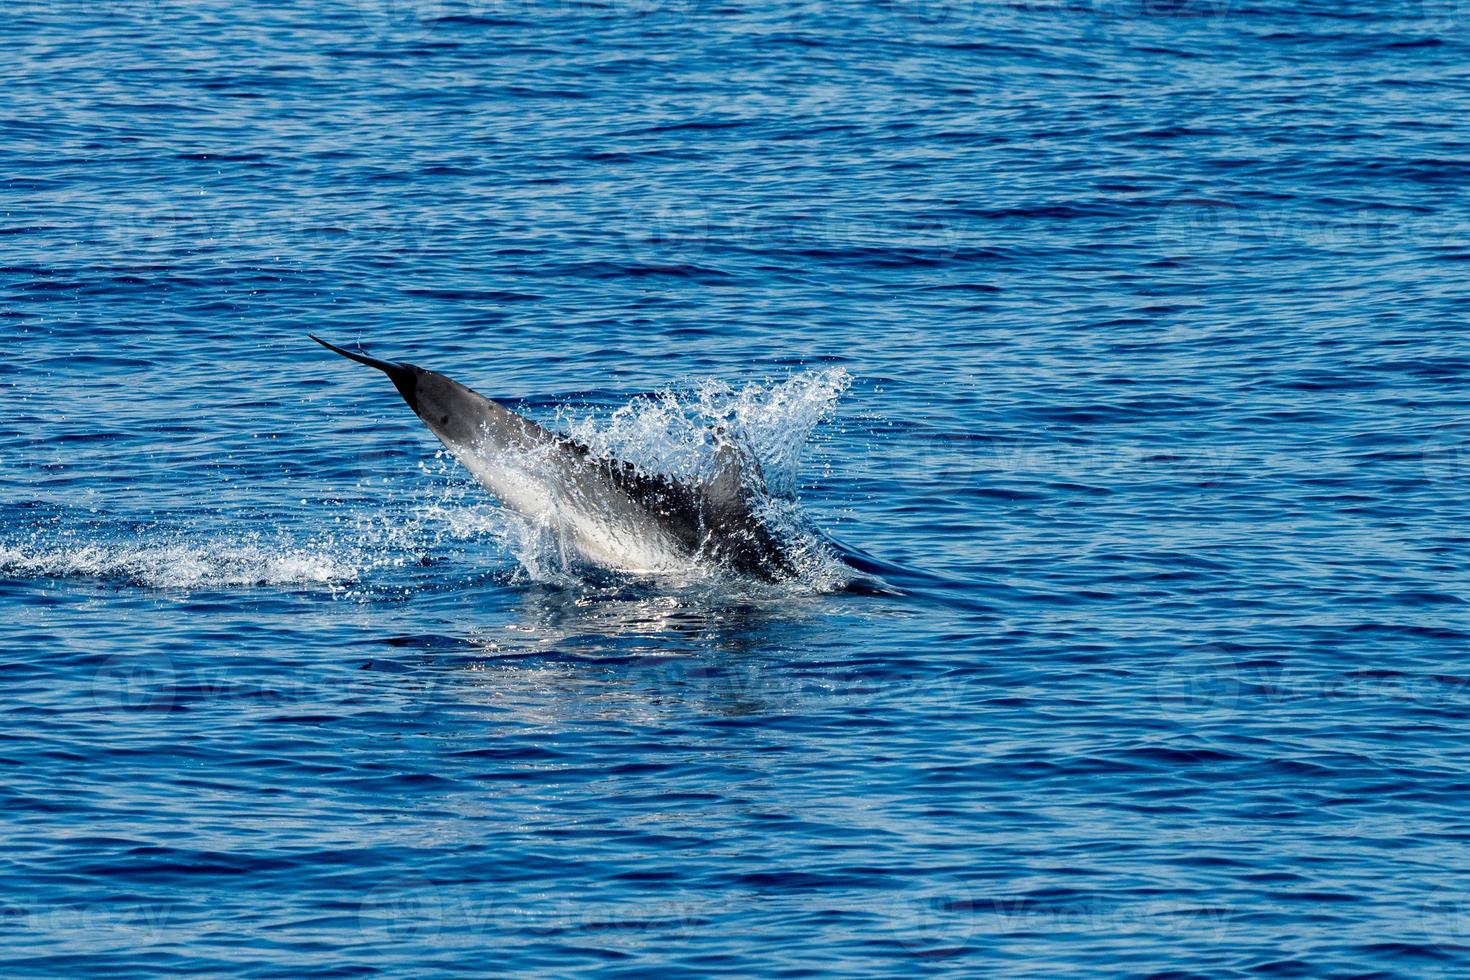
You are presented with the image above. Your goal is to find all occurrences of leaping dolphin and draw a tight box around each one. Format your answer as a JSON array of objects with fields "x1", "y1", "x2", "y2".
[{"x1": 311, "y1": 336, "x2": 796, "y2": 580}]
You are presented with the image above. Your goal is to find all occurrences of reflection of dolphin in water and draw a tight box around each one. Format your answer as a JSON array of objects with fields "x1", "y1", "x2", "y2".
[{"x1": 311, "y1": 336, "x2": 795, "y2": 580}]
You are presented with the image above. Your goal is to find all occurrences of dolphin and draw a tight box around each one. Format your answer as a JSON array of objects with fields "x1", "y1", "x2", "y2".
[{"x1": 310, "y1": 335, "x2": 796, "y2": 580}]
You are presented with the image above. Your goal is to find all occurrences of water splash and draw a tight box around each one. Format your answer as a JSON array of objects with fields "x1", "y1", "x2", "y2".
[
  {"x1": 0, "y1": 371, "x2": 856, "y2": 594},
  {"x1": 557, "y1": 367, "x2": 852, "y2": 497},
  {"x1": 408, "y1": 367, "x2": 856, "y2": 591},
  {"x1": 546, "y1": 367, "x2": 854, "y2": 589}
]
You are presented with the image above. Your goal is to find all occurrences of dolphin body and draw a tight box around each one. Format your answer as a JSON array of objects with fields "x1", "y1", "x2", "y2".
[{"x1": 311, "y1": 336, "x2": 795, "y2": 580}]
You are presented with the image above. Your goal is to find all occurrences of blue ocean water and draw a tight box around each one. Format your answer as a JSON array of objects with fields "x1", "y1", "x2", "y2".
[{"x1": 5, "y1": 0, "x2": 1470, "y2": 973}]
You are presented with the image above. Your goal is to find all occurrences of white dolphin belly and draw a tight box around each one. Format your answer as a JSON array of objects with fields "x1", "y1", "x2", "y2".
[{"x1": 453, "y1": 445, "x2": 696, "y2": 574}]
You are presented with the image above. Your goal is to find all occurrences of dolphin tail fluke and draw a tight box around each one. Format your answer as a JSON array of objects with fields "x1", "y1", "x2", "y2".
[
  {"x1": 309, "y1": 335, "x2": 421, "y2": 412},
  {"x1": 309, "y1": 334, "x2": 404, "y2": 374}
]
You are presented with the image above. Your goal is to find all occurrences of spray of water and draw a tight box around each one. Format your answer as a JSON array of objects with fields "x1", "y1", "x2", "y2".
[
  {"x1": 545, "y1": 367, "x2": 854, "y2": 589},
  {"x1": 0, "y1": 370, "x2": 855, "y2": 595},
  {"x1": 557, "y1": 368, "x2": 850, "y2": 497}
]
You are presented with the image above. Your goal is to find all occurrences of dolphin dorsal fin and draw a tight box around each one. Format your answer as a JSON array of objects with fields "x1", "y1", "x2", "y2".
[
  {"x1": 703, "y1": 430, "x2": 767, "y2": 510},
  {"x1": 705, "y1": 442, "x2": 744, "y2": 504}
]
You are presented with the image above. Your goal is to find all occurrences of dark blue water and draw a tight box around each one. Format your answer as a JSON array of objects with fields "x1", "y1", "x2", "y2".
[{"x1": 6, "y1": 0, "x2": 1470, "y2": 974}]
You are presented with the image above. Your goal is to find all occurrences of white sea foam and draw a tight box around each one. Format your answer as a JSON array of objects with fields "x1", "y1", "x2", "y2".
[{"x1": 0, "y1": 537, "x2": 362, "y2": 590}]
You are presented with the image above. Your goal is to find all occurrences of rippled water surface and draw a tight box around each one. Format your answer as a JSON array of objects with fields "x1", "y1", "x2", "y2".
[{"x1": 6, "y1": 1, "x2": 1470, "y2": 975}]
